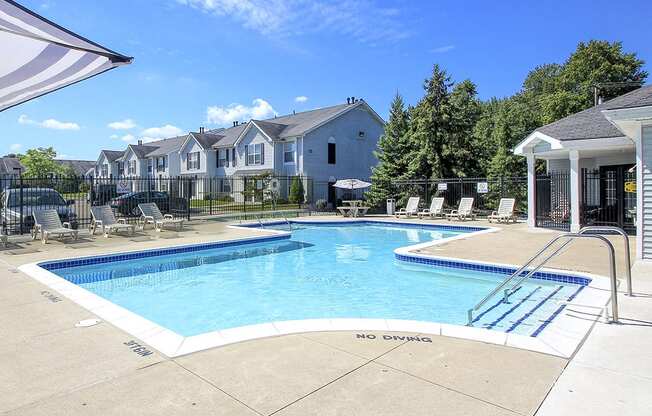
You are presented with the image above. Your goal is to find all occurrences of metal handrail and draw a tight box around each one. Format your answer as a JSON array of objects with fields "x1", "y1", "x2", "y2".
[
  {"x1": 283, "y1": 217, "x2": 293, "y2": 231},
  {"x1": 502, "y1": 226, "x2": 632, "y2": 301},
  {"x1": 578, "y1": 226, "x2": 632, "y2": 296},
  {"x1": 467, "y1": 233, "x2": 620, "y2": 325}
]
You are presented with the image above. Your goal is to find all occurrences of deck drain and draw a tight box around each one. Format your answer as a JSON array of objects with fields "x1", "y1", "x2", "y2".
[{"x1": 75, "y1": 318, "x2": 102, "y2": 328}]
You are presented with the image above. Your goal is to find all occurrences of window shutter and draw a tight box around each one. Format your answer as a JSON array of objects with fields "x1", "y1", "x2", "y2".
[
  {"x1": 245, "y1": 145, "x2": 249, "y2": 166},
  {"x1": 186, "y1": 155, "x2": 190, "y2": 170},
  {"x1": 232, "y1": 148, "x2": 236, "y2": 167},
  {"x1": 197, "y1": 152, "x2": 201, "y2": 169},
  {"x1": 226, "y1": 149, "x2": 229, "y2": 165},
  {"x1": 260, "y1": 144, "x2": 265, "y2": 165}
]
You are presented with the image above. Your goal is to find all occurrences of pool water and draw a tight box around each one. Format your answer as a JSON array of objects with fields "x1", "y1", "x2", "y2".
[{"x1": 51, "y1": 222, "x2": 583, "y2": 337}]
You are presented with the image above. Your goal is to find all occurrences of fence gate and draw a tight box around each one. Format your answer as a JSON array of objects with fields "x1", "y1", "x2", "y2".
[
  {"x1": 535, "y1": 172, "x2": 570, "y2": 231},
  {"x1": 581, "y1": 165, "x2": 636, "y2": 234}
]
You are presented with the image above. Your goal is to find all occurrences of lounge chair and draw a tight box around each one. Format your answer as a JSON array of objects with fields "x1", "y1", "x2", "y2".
[
  {"x1": 395, "y1": 197, "x2": 420, "y2": 218},
  {"x1": 32, "y1": 209, "x2": 78, "y2": 244},
  {"x1": 1, "y1": 231, "x2": 6, "y2": 248},
  {"x1": 418, "y1": 197, "x2": 444, "y2": 219},
  {"x1": 445, "y1": 197, "x2": 476, "y2": 221},
  {"x1": 138, "y1": 203, "x2": 184, "y2": 231},
  {"x1": 488, "y1": 198, "x2": 517, "y2": 223},
  {"x1": 90, "y1": 205, "x2": 136, "y2": 237}
]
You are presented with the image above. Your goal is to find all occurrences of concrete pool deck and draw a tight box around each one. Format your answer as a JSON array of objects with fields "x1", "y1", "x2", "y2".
[{"x1": 0, "y1": 216, "x2": 650, "y2": 415}]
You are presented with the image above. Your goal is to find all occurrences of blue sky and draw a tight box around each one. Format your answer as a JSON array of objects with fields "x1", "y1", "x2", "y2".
[{"x1": 2, "y1": 0, "x2": 651, "y2": 160}]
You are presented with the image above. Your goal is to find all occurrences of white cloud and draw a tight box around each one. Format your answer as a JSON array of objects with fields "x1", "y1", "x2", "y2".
[
  {"x1": 431, "y1": 45, "x2": 455, "y2": 53},
  {"x1": 294, "y1": 95, "x2": 308, "y2": 103},
  {"x1": 9, "y1": 143, "x2": 22, "y2": 152},
  {"x1": 119, "y1": 134, "x2": 137, "y2": 143},
  {"x1": 18, "y1": 114, "x2": 80, "y2": 130},
  {"x1": 108, "y1": 119, "x2": 137, "y2": 130},
  {"x1": 140, "y1": 124, "x2": 184, "y2": 140},
  {"x1": 206, "y1": 98, "x2": 276, "y2": 126},
  {"x1": 178, "y1": 0, "x2": 411, "y2": 44}
]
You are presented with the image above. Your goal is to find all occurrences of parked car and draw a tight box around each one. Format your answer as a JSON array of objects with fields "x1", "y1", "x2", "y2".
[
  {"x1": 0, "y1": 187, "x2": 77, "y2": 234},
  {"x1": 110, "y1": 191, "x2": 173, "y2": 217}
]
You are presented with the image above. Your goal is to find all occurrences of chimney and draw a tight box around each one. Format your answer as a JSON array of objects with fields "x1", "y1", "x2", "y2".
[
  {"x1": 347, "y1": 97, "x2": 351, "y2": 105},
  {"x1": 199, "y1": 126, "x2": 205, "y2": 134},
  {"x1": 137, "y1": 139, "x2": 142, "y2": 146},
  {"x1": 352, "y1": 96, "x2": 356, "y2": 103}
]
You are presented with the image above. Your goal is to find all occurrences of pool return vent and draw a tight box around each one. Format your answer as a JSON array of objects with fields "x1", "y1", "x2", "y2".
[{"x1": 466, "y1": 226, "x2": 632, "y2": 326}]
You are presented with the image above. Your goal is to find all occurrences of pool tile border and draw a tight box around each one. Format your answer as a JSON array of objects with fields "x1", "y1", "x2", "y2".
[{"x1": 18, "y1": 218, "x2": 612, "y2": 359}]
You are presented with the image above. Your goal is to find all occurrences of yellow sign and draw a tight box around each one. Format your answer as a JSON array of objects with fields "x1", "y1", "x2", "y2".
[{"x1": 624, "y1": 181, "x2": 636, "y2": 193}]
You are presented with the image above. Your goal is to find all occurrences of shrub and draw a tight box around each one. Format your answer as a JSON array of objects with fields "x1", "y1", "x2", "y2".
[
  {"x1": 288, "y1": 176, "x2": 305, "y2": 204},
  {"x1": 315, "y1": 199, "x2": 327, "y2": 211}
]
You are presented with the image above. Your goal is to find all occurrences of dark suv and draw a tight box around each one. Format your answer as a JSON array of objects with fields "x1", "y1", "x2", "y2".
[{"x1": 110, "y1": 191, "x2": 177, "y2": 216}]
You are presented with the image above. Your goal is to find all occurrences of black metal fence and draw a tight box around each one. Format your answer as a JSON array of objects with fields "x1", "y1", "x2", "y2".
[
  {"x1": 389, "y1": 177, "x2": 528, "y2": 215},
  {"x1": 581, "y1": 168, "x2": 636, "y2": 234},
  {"x1": 535, "y1": 172, "x2": 570, "y2": 231},
  {"x1": 0, "y1": 175, "x2": 314, "y2": 235}
]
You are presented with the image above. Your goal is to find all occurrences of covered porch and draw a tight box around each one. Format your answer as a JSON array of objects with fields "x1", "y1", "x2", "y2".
[{"x1": 516, "y1": 133, "x2": 636, "y2": 233}]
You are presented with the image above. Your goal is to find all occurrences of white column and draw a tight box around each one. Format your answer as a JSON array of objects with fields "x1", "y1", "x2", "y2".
[
  {"x1": 569, "y1": 150, "x2": 581, "y2": 233},
  {"x1": 527, "y1": 152, "x2": 536, "y2": 228}
]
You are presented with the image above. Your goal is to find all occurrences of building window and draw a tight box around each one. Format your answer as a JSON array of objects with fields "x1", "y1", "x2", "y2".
[
  {"x1": 246, "y1": 143, "x2": 263, "y2": 165},
  {"x1": 283, "y1": 141, "x2": 295, "y2": 164},
  {"x1": 187, "y1": 152, "x2": 200, "y2": 170},
  {"x1": 217, "y1": 149, "x2": 227, "y2": 167},
  {"x1": 220, "y1": 178, "x2": 232, "y2": 193},
  {"x1": 128, "y1": 160, "x2": 137, "y2": 175},
  {"x1": 147, "y1": 159, "x2": 153, "y2": 174},
  {"x1": 328, "y1": 143, "x2": 336, "y2": 164},
  {"x1": 101, "y1": 164, "x2": 108, "y2": 177},
  {"x1": 156, "y1": 156, "x2": 166, "y2": 172}
]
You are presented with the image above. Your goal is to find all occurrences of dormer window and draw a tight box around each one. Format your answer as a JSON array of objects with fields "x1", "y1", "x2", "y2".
[{"x1": 187, "y1": 152, "x2": 200, "y2": 170}]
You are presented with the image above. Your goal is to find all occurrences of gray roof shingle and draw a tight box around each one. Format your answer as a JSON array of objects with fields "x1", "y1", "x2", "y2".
[
  {"x1": 127, "y1": 144, "x2": 158, "y2": 159},
  {"x1": 145, "y1": 135, "x2": 186, "y2": 157},
  {"x1": 536, "y1": 85, "x2": 652, "y2": 141},
  {"x1": 189, "y1": 132, "x2": 222, "y2": 149},
  {"x1": 0, "y1": 156, "x2": 23, "y2": 174},
  {"x1": 101, "y1": 150, "x2": 125, "y2": 162},
  {"x1": 209, "y1": 101, "x2": 369, "y2": 148},
  {"x1": 55, "y1": 159, "x2": 95, "y2": 176}
]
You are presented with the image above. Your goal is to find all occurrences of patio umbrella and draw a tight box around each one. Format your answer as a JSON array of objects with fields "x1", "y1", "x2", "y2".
[
  {"x1": 332, "y1": 179, "x2": 372, "y2": 190},
  {"x1": 0, "y1": 0, "x2": 132, "y2": 112}
]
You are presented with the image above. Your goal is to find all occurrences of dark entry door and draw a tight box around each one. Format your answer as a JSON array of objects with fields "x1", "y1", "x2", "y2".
[
  {"x1": 598, "y1": 164, "x2": 636, "y2": 233},
  {"x1": 327, "y1": 181, "x2": 336, "y2": 207}
]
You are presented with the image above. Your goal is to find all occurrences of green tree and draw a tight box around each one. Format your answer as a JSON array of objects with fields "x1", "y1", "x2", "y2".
[
  {"x1": 406, "y1": 64, "x2": 454, "y2": 179},
  {"x1": 19, "y1": 147, "x2": 65, "y2": 178},
  {"x1": 288, "y1": 176, "x2": 305, "y2": 204},
  {"x1": 445, "y1": 79, "x2": 482, "y2": 176},
  {"x1": 367, "y1": 92, "x2": 410, "y2": 205}
]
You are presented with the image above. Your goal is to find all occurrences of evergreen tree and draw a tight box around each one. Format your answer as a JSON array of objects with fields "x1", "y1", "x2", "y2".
[
  {"x1": 288, "y1": 176, "x2": 305, "y2": 204},
  {"x1": 445, "y1": 79, "x2": 482, "y2": 176},
  {"x1": 367, "y1": 92, "x2": 410, "y2": 205},
  {"x1": 406, "y1": 64, "x2": 453, "y2": 179}
]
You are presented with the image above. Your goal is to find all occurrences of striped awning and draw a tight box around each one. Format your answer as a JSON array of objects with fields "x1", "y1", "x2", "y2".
[{"x1": 0, "y1": 0, "x2": 132, "y2": 112}]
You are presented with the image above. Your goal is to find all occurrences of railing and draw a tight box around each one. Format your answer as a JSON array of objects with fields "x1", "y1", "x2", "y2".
[{"x1": 467, "y1": 230, "x2": 622, "y2": 326}]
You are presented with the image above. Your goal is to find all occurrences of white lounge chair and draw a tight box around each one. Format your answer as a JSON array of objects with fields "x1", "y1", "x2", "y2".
[
  {"x1": 32, "y1": 209, "x2": 78, "y2": 244},
  {"x1": 138, "y1": 203, "x2": 184, "y2": 231},
  {"x1": 488, "y1": 198, "x2": 517, "y2": 223},
  {"x1": 395, "y1": 197, "x2": 420, "y2": 218},
  {"x1": 445, "y1": 198, "x2": 476, "y2": 221},
  {"x1": 90, "y1": 205, "x2": 136, "y2": 237},
  {"x1": 418, "y1": 197, "x2": 445, "y2": 219}
]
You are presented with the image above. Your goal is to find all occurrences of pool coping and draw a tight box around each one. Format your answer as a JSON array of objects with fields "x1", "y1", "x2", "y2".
[{"x1": 18, "y1": 218, "x2": 612, "y2": 359}]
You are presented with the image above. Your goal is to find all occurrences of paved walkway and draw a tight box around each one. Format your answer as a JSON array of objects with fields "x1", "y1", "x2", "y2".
[{"x1": 0, "y1": 217, "x2": 649, "y2": 415}]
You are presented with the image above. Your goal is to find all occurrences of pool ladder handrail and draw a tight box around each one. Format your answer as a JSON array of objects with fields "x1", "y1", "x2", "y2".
[
  {"x1": 500, "y1": 226, "x2": 632, "y2": 304},
  {"x1": 283, "y1": 217, "x2": 293, "y2": 231},
  {"x1": 466, "y1": 231, "x2": 621, "y2": 326}
]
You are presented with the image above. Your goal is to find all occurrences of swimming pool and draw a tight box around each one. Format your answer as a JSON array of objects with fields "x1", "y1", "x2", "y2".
[{"x1": 37, "y1": 221, "x2": 586, "y2": 341}]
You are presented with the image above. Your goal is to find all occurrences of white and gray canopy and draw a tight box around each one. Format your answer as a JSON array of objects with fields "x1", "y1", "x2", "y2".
[
  {"x1": 332, "y1": 179, "x2": 372, "y2": 190},
  {"x1": 0, "y1": 0, "x2": 132, "y2": 111}
]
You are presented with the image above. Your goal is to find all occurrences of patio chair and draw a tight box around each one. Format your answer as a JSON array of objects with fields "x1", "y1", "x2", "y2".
[
  {"x1": 488, "y1": 198, "x2": 517, "y2": 223},
  {"x1": 418, "y1": 197, "x2": 444, "y2": 219},
  {"x1": 1, "y1": 231, "x2": 6, "y2": 248},
  {"x1": 395, "y1": 197, "x2": 420, "y2": 218},
  {"x1": 337, "y1": 206, "x2": 355, "y2": 217},
  {"x1": 445, "y1": 197, "x2": 476, "y2": 221},
  {"x1": 90, "y1": 205, "x2": 135, "y2": 237},
  {"x1": 32, "y1": 209, "x2": 78, "y2": 244},
  {"x1": 138, "y1": 203, "x2": 184, "y2": 231}
]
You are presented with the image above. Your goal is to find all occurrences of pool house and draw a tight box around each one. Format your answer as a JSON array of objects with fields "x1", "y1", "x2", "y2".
[{"x1": 514, "y1": 84, "x2": 652, "y2": 261}]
